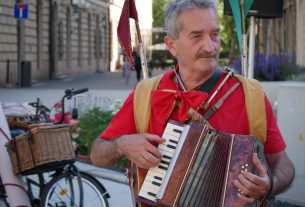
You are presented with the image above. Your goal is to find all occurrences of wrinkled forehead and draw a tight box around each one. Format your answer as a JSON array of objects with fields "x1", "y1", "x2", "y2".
[
  {"x1": 177, "y1": 7, "x2": 218, "y2": 22},
  {"x1": 176, "y1": 7, "x2": 219, "y2": 33}
]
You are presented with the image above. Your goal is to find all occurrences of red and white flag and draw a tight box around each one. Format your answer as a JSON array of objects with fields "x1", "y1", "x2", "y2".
[{"x1": 117, "y1": 0, "x2": 139, "y2": 69}]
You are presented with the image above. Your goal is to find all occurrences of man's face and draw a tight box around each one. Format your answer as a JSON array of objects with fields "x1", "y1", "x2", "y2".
[{"x1": 165, "y1": 7, "x2": 221, "y2": 74}]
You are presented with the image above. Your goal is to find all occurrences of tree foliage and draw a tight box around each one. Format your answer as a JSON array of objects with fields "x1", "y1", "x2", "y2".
[
  {"x1": 217, "y1": 0, "x2": 239, "y2": 60},
  {"x1": 153, "y1": 0, "x2": 169, "y2": 27}
]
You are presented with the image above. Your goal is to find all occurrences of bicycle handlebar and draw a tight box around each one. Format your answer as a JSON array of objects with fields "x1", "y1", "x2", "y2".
[
  {"x1": 57, "y1": 88, "x2": 89, "y2": 124},
  {"x1": 64, "y1": 88, "x2": 89, "y2": 99}
]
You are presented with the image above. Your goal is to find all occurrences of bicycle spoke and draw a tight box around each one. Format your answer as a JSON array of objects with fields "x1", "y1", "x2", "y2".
[{"x1": 40, "y1": 172, "x2": 109, "y2": 207}]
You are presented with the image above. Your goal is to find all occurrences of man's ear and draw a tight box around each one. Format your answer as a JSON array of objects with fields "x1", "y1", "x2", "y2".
[{"x1": 164, "y1": 36, "x2": 177, "y2": 57}]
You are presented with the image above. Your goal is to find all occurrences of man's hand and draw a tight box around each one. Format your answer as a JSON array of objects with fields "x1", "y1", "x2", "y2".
[
  {"x1": 233, "y1": 153, "x2": 271, "y2": 205},
  {"x1": 116, "y1": 133, "x2": 165, "y2": 169}
]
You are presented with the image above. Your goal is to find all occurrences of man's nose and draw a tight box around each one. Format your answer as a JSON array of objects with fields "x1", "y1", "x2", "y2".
[{"x1": 202, "y1": 37, "x2": 215, "y2": 52}]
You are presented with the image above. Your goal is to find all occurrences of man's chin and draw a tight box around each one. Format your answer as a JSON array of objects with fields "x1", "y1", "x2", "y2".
[{"x1": 197, "y1": 59, "x2": 217, "y2": 71}]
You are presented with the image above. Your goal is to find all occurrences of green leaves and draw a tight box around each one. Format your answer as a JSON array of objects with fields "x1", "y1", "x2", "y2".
[
  {"x1": 153, "y1": 0, "x2": 169, "y2": 27},
  {"x1": 76, "y1": 107, "x2": 114, "y2": 155}
]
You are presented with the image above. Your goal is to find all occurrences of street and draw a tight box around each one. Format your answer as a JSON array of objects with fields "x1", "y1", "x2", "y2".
[{"x1": 98, "y1": 177, "x2": 133, "y2": 207}]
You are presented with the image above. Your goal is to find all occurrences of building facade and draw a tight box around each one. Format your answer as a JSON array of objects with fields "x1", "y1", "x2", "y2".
[
  {"x1": 259, "y1": 0, "x2": 305, "y2": 66},
  {"x1": 0, "y1": 0, "x2": 110, "y2": 86}
]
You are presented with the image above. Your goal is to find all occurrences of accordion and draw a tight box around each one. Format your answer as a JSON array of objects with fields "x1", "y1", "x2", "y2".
[{"x1": 137, "y1": 120, "x2": 268, "y2": 207}]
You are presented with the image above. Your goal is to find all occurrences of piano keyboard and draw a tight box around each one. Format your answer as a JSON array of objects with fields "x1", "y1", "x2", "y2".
[{"x1": 138, "y1": 122, "x2": 190, "y2": 202}]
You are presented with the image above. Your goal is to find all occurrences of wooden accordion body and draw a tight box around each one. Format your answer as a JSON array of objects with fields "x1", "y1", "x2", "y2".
[{"x1": 138, "y1": 120, "x2": 267, "y2": 207}]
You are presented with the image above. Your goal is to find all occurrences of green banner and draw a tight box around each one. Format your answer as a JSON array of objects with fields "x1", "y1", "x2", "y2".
[{"x1": 229, "y1": 0, "x2": 254, "y2": 50}]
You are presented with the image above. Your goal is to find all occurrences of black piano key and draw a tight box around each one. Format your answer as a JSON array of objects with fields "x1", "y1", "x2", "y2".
[
  {"x1": 152, "y1": 181, "x2": 161, "y2": 186},
  {"x1": 163, "y1": 155, "x2": 172, "y2": 160},
  {"x1": 173, "y1": 129, "x2": 182, "y2": 134},
  {"x1": 161, "y1": 160, "x2": 170, "y2": 165},
  {"x1": 159, "y1": 165, "x2": 168, "y2": 171},
  {"x1": 148, "y1": 192, "x2": 156, "y2": 197},
  {"x1": 167, "y1": 144, "x2": 176, "y2": 149},
  {"x1": 154, "y1": 176, "x2": 163, "y2": 181},
  {"x1": 169, "y1": 139, "x2": 178, "y2": 144}
]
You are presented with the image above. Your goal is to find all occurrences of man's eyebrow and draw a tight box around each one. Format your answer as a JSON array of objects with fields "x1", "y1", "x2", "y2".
[
  {"x1": 188, "y1": 30, "x2": 203, "y2": 37},
  {"x1": 188, "y1": 28, "x2": 220, "y2": 37}
]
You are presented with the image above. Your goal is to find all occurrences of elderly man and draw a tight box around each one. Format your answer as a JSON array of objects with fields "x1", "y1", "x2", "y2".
[{"x1": 91, "y1": 0, "x2": 295, "y2": 206}]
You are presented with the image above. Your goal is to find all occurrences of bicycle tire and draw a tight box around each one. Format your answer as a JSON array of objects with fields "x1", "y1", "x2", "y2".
[
  {"x1": 39, "y1": 171, "x2": 109, "y2": 207},
  {"x1": 0, "y1": 193, "x2": 9, "y2": 207}
]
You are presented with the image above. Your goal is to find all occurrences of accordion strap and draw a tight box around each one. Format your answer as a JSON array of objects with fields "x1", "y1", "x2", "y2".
[
  {"x1": 203, "y1": 82, "x2": 240, "y2": 119},
  {"x1": 235, "y1": 75, "x2": 267, "y2": 143},
  {"x1": 134, "y1": 74, "x2": 163, "y2": 133}
]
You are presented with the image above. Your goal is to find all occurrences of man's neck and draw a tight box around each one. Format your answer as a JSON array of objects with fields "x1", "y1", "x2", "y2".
[{"x1": 179, "y1": 68, "x2": 216, "y2": 91}]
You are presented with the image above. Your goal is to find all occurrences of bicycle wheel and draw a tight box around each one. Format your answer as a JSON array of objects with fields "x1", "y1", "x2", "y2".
[
  {"x1": 0, "y1": 183, "x2": 9, "y2": 207},
  {"x1": 40, "y1": 171, "x2": 109, "y2": 207}
]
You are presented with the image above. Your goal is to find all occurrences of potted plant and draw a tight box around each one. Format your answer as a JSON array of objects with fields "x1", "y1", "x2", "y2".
[{"x1": 75, "y1": 107, "x2": 113, "y2": 160}]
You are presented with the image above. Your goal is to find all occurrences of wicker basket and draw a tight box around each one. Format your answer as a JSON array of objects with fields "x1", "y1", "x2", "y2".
[
  {"x1": 6, "y1": 124, "x2": 75, "y2": 175},
  {"x1": 7, "y1": 116, "x2": 32, "y2": 130}
]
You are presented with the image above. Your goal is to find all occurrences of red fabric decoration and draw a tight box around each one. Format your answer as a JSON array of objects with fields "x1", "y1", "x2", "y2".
[
  {"x1": 117, "y1": 0, "x2": 139, "y2": 68},
  {"x1": 150, "y1": 90, "x2": 209, "y2": 123}
]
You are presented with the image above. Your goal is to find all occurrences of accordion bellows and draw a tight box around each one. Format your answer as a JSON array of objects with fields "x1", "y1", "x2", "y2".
[{"x1": 138, "y1": 120, "x2": 267, "y2": 207}]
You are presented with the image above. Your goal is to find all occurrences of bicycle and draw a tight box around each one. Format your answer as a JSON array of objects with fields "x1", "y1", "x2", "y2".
[{"x1": 1, "y1": 88, "x2": 110, "y2": 207}]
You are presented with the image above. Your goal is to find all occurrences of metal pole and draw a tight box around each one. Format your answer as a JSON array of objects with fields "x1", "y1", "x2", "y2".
[
  {"x1": 248, "y1": 16, "x2": 256, "y2": 79},
  {"x1": 17, "y1": 18, "x2": 21, "y2": 87},
  {"x1": 6, "y1": 59, "x2": 10, "y2": 84},
  {"x1": 242, "y1": 34, "x2": 248, "y2": 78},
  {"x1": 240, "y1": 0, "x2": 247, "y2": 77},
  {"x1": 16, "y1": 0, "x2": 24, "y2": 87},
  {"x1": 135, "y1": 21, "x2": 149, "y2": 79}
]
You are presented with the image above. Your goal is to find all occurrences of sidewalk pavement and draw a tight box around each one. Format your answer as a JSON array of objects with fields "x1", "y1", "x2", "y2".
[
  {"x1": 75, "y1": 161, "x2": 128, "y2": 184},
  {"x1": 0, "y1": 69, "x2": 165, "y2": 106}
]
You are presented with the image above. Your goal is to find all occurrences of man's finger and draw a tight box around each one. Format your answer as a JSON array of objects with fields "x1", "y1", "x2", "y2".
[
  {"x1": 144, "y1": 133, "x2": 165, "y2": 143},
  {"x1": 137, "y1": 156, "x2": 153, "y2": 169},
  {"x1": 238, "y1": 193, "x2": 255, "y2": 205},
  {"x1": 252, "y1": 153, "x2": 267, "y2": 177},
  {"x1": 142, "y1": 151, "x2": 161, "y2": 167},
  {"x1": 236, "y1": 173, "x2": 263, "y2": 198}
]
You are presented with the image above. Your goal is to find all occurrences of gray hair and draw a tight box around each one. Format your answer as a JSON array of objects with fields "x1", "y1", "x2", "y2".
[{"x1": 164, "y1": 0, "x2": 218, "y2": 39}]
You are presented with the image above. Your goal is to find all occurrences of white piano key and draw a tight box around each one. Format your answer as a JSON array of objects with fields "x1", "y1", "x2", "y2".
[
  {"x1": 159, "y1": 144, "x2": 176, "y2": 154},
  {"x1": 162, "y1": 133, "x2": 180, "y2": 141},
  {"x1": 144, "y1": 174, "x2": 163, "y2": 184},
  {"x1": 160, "y1": 150, "x2": 173, "y2": 159},
  {"x1": 141, "y1": 180, "x2": 161, "y2": 191},
  {"x1": 163, "y1": 125, "x2": 184, "y2": 137},
  {"x1": 158, "y1": 162, "x2": 169, "y2": 170},
  {"x1": 162, "y1": 137, "x2": 178, "y2": 147},
  {"x1": 160, "y1": 159, "x2": 170, "y2": 166},
  {"x1": 149, "y1": 165, "x2": 167, "y2": 175},
  {"x1": 145, "y1": 174, "x2": 161, "y2": 183},
  {"x1": 165, "y1": 122, "x2": 184, "y2": 132},
  {"x1": 163, "y1": 131, "x2": 182, "y2": 139},
  {"x1": 139, "y1": 185, "x2": 158, "y2": 194},
  {"x1": 139, "y1": 190, "x2": 157, "y2": 202},
  {"x1": 147, "y1": 169, "x2": 165, "y2": 178}
]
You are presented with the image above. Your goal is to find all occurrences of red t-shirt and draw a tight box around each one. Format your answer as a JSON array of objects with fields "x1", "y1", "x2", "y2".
[{"x1": 100, "y1": 70, "x2": 286, "y2": 154}]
